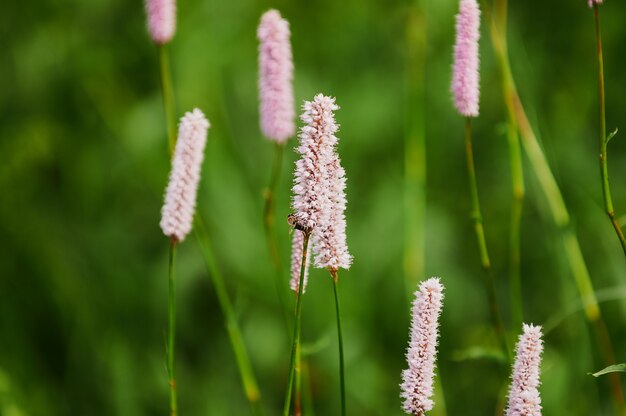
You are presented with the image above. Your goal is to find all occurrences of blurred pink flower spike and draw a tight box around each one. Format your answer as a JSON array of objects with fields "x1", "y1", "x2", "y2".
[
  {"x1": 160, "y1": 109, "x2": 210, "y2": 242},
  {"x1": 290, "y1": 229, "x2": 311, "y2": 293},
  {"x1": 258, "y1": 9, "x2": 295, "y2": 143},
  {"x1": 145, "y1": 0, "x2": 176, "y2": 44},
  {"x1": 451, "y1": 0, "x2": 481, "y2": 117}
]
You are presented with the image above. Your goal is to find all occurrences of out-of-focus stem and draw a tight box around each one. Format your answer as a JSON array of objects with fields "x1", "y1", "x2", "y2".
[
  {"x1": 404, "y1": 1, "x2": 427, "y2": 291},
  {"x1": 284, "y1": 231, "x2": 311, "y2": 416},
  {"x1": 330, "y1": 270, "x2": 346, "y2": 416},
  {"x1": 195, "y1": 218, "x2": 264, "y2": 416},
  {"x1": 488, "y1": 0, "x2": 624, "y2": 409},
  {"x1": 593, "y1": 6, "x2": 626, "y2": 257},
  {"x1": 168, "y1": 240, "x2": 178, "y2": 416},
  {"x1": 158, "y1": 45, "x2": 177, "y2": 154},
  {"x1": 464, "y1": 118, "x2": 511, "y2": 362},
  {"x1": 493, "y1": 2, "x2": 525, "y2": 330},
  {"x1": 263, "y1": 142, "x2": 290, "y2": 327}
]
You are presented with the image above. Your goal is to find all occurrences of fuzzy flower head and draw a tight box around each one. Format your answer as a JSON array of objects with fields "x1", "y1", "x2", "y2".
[
  {"x1": 290, "y1": 229, "x2": 311, "y2": 294},
  {"x1": 257, "y1": 9, "x2": 295, "y2": 143},
  {"x1": 291, "y1": 94, "x2": 340, "y2": 232},
  {"x1": 451, "y1": 0, "x2": 481, "y2": 117},
  {"x1": 400, "y1": 278, "x2": 445, "y2": 416},
  {"x1": 160, "y1": 108, "x2": 210, "y2": 242},
  {"x1": 145, "y1": 0, "x2": 176, "y2": 44},
  {"x1": 313, "y1": 153, "x2": 352, "y2": 271},
  {"x1": 588, "y1": 0, "x2": 603, "y2": 7},
  {"x1": 505, "y1": 324, "x2": 544, "y2": 416}
]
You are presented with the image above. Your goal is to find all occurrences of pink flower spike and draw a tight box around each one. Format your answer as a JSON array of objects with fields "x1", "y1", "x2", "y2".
[
  {"x1": 505, "y1": 324, "x2": 544, "y2": 416},
  {"x1": 451, "y1": 0, "x2": 481, "y2": 117},
  {"x1": 290, "y1": 229, "x2": 311, "y2": 294},
  {"x1": 588, "y1": 0, "x2": 603, "y2": 7},
  {"x1": 258, "y1": 9, "x2": 295, "y2": 143},
  {"x1": 291, "y1": 94, "x2": 340, "y2": 232},
  {"x1": 160, "y1": 109, "x2": 210, "y2": 242},
  {"x1": 145, "y1": 0, "x2": 176, "y2": 45},
  {"x1": 313, "y1": 153, "x2": 352, "y2": 271},
  {"x1": 400, "y1": 278, "x2": 444, "y2": 416}
]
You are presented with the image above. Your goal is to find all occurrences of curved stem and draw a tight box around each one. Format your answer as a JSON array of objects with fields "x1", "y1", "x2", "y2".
[
  {"x1": 283, "y1": 232, "x2": 310, "y2": 416},
  {"x1": 488, "y1": 0, "x2": 624, "y2": 408},
  {"x1": 593, "y1": 6, "x2": 626, "y2": 257},
  {"x1": 158, "y1": 45, "x2": 177, "y2": 154},
  {"x1": 464, "y1": 118, "x2": 511, "y2": 362},
  {"x1": 195, "y1": 218, "x2": 264, "y2": 416},
  {"x1": 330, "y1": 270, "x2": 346, "y2": 416},
  {"x1": 167, "y1": 240, "x2": 178, "y2": 416}
]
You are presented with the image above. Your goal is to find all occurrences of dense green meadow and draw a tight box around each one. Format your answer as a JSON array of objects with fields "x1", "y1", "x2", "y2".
[{"x1": 1, "y1": 0, "x2": 626, "y2": 414}]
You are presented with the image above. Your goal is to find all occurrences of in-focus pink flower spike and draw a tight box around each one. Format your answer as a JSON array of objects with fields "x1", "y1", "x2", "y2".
[
  {"x1": 258, "y1": 9, "x2": 295, "y2": 143},
  {"x1": 400, "y1": 277, "x2": 444, "y2": 416},
  {"x1": 145, "y1": 0, "x2": 176, "y2": 45},
  {"x1": 505, "y1": 324, "x2": 544, "y2": 416},
  {"x1": 291, "y1": 94, "x2": 340, "y2": 232},
  {"x1": 290, "y1": 229, "x2": 311, "y2": 293},
  {"x1": 451, "y1": 0, "x2": 481, "y2": 117},
  {"x1": 588, "y1": 0, "x2": 603, "y2": 7},
  {"x1": 160, "y1": 108, "x2": 210, "y2": 242},
  {"x1": 313, "y1": 153, "x2": 352, "y2": 271}
]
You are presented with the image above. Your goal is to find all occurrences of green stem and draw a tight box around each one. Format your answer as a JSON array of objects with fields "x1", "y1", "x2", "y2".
[
  {"x1": 168, "y1": 240, "x2": 178, "y2": 416},
  {"x1": 464, "y1": 118, "x2": 510, "y2": 362},
  {"x1": 497, "y1": 23, "x2": 526, "y2": 330},
  {"x1": 404, "y1": 1, "x2": 427, "y2": 291},
  {"x1": 263, "y1": 143, "x2": 290, "y2": 327},
  {"x1": 158, "y1": 45, "x2": 177, "y2": 154},
  {"x1": 330, "y1": 270, "x2": 346, "y2": 416},
  {"x1": 283, "y1": 231, "x2": 310, "y2": 416},
  {"x1": 295, "y1": 343, "x2": 302, "y2": 416},
  {"x1": 195, "y1": 218, "x2": 264, "y2": 416},
  {"x1": 488, "y1": 0, "x2": 624, "y2": 409},
  {"x1": 594, "y1": 6, "x2": 626, "y2": 257}
]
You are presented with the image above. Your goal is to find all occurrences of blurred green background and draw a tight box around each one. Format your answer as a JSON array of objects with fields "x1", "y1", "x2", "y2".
[{"x1": 1, "y1": 0, "x2": 626, "y2": 414}]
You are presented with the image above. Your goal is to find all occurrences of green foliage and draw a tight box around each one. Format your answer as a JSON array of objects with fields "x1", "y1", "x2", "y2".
[{"x1": 1, "y1": 0, "x2": 626, "y2": 415}]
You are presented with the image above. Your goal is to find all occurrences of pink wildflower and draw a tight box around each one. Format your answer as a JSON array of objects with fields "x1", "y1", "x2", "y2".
[
  {"x1": 451, "y1": 0, "x2": 481, "y2": 117},
  {"x1": 145, "y1": 0, "x2": 176, "y2": 45},
  {"x1": 257, "y1": 9, "x2": 295, "y2": 143},
  {"x1": 400, "y1": 278, "x2": 445, "y2": 416},
  {"x1": 291, "y1": 94, "x2": 340, "y2": 232},
  {"x1": 160, "y1": 109, "x2": 210, "y2": 242},
  {"x1": 313, "y1": 153, "x2": 352, "y2": 271},
  {"x1": 289, "y1": 229, "x2": 311, "y2": 294},
  {"x1": 505, "y1": 324, "x2": 543, "y2": 416}
]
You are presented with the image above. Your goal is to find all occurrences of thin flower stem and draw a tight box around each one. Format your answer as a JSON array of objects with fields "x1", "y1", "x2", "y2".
[
  {"x1": 330, "y1": 270, "x2": 346, "y2": 416},
  {"x1": 488, "y1": 0, "x2": 624, "y2": 408},
  {"x1": 508, "y1": 124, "x2": 525, "y2": 330},
  {"x1": 283, "y1": 231, "x2": 310, "y2": 416},
  {"x1": 167, "y1": 239, "x2": 178, "y2": 416},
  {"x1": 404, "y1": 2, "x2": 427, "y2": 291},
  {"x1": 195, "y1": 217, "x2": 264, "y2": 416},
  {"x1": 156, "y1": 42, "x2": 263, "y2": 415},
  {"x1": 294, "y1": 343, "x2": 302, "y2": 416},
  {"x1": 158, "y1": 45, "x2": 177, "y2": 154},
  {"x1": 594, "y1": 5, "x2": 626, "y2": 257},
  {"x1": 495, "y1": 14, "x2": 525, "y2": 330},
  {"x1": 263, "y1": 142, "x2": 291, "y2": 327},
  {"x1": 464, "y1": 118, "x2": 511, "y2": 363}
]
